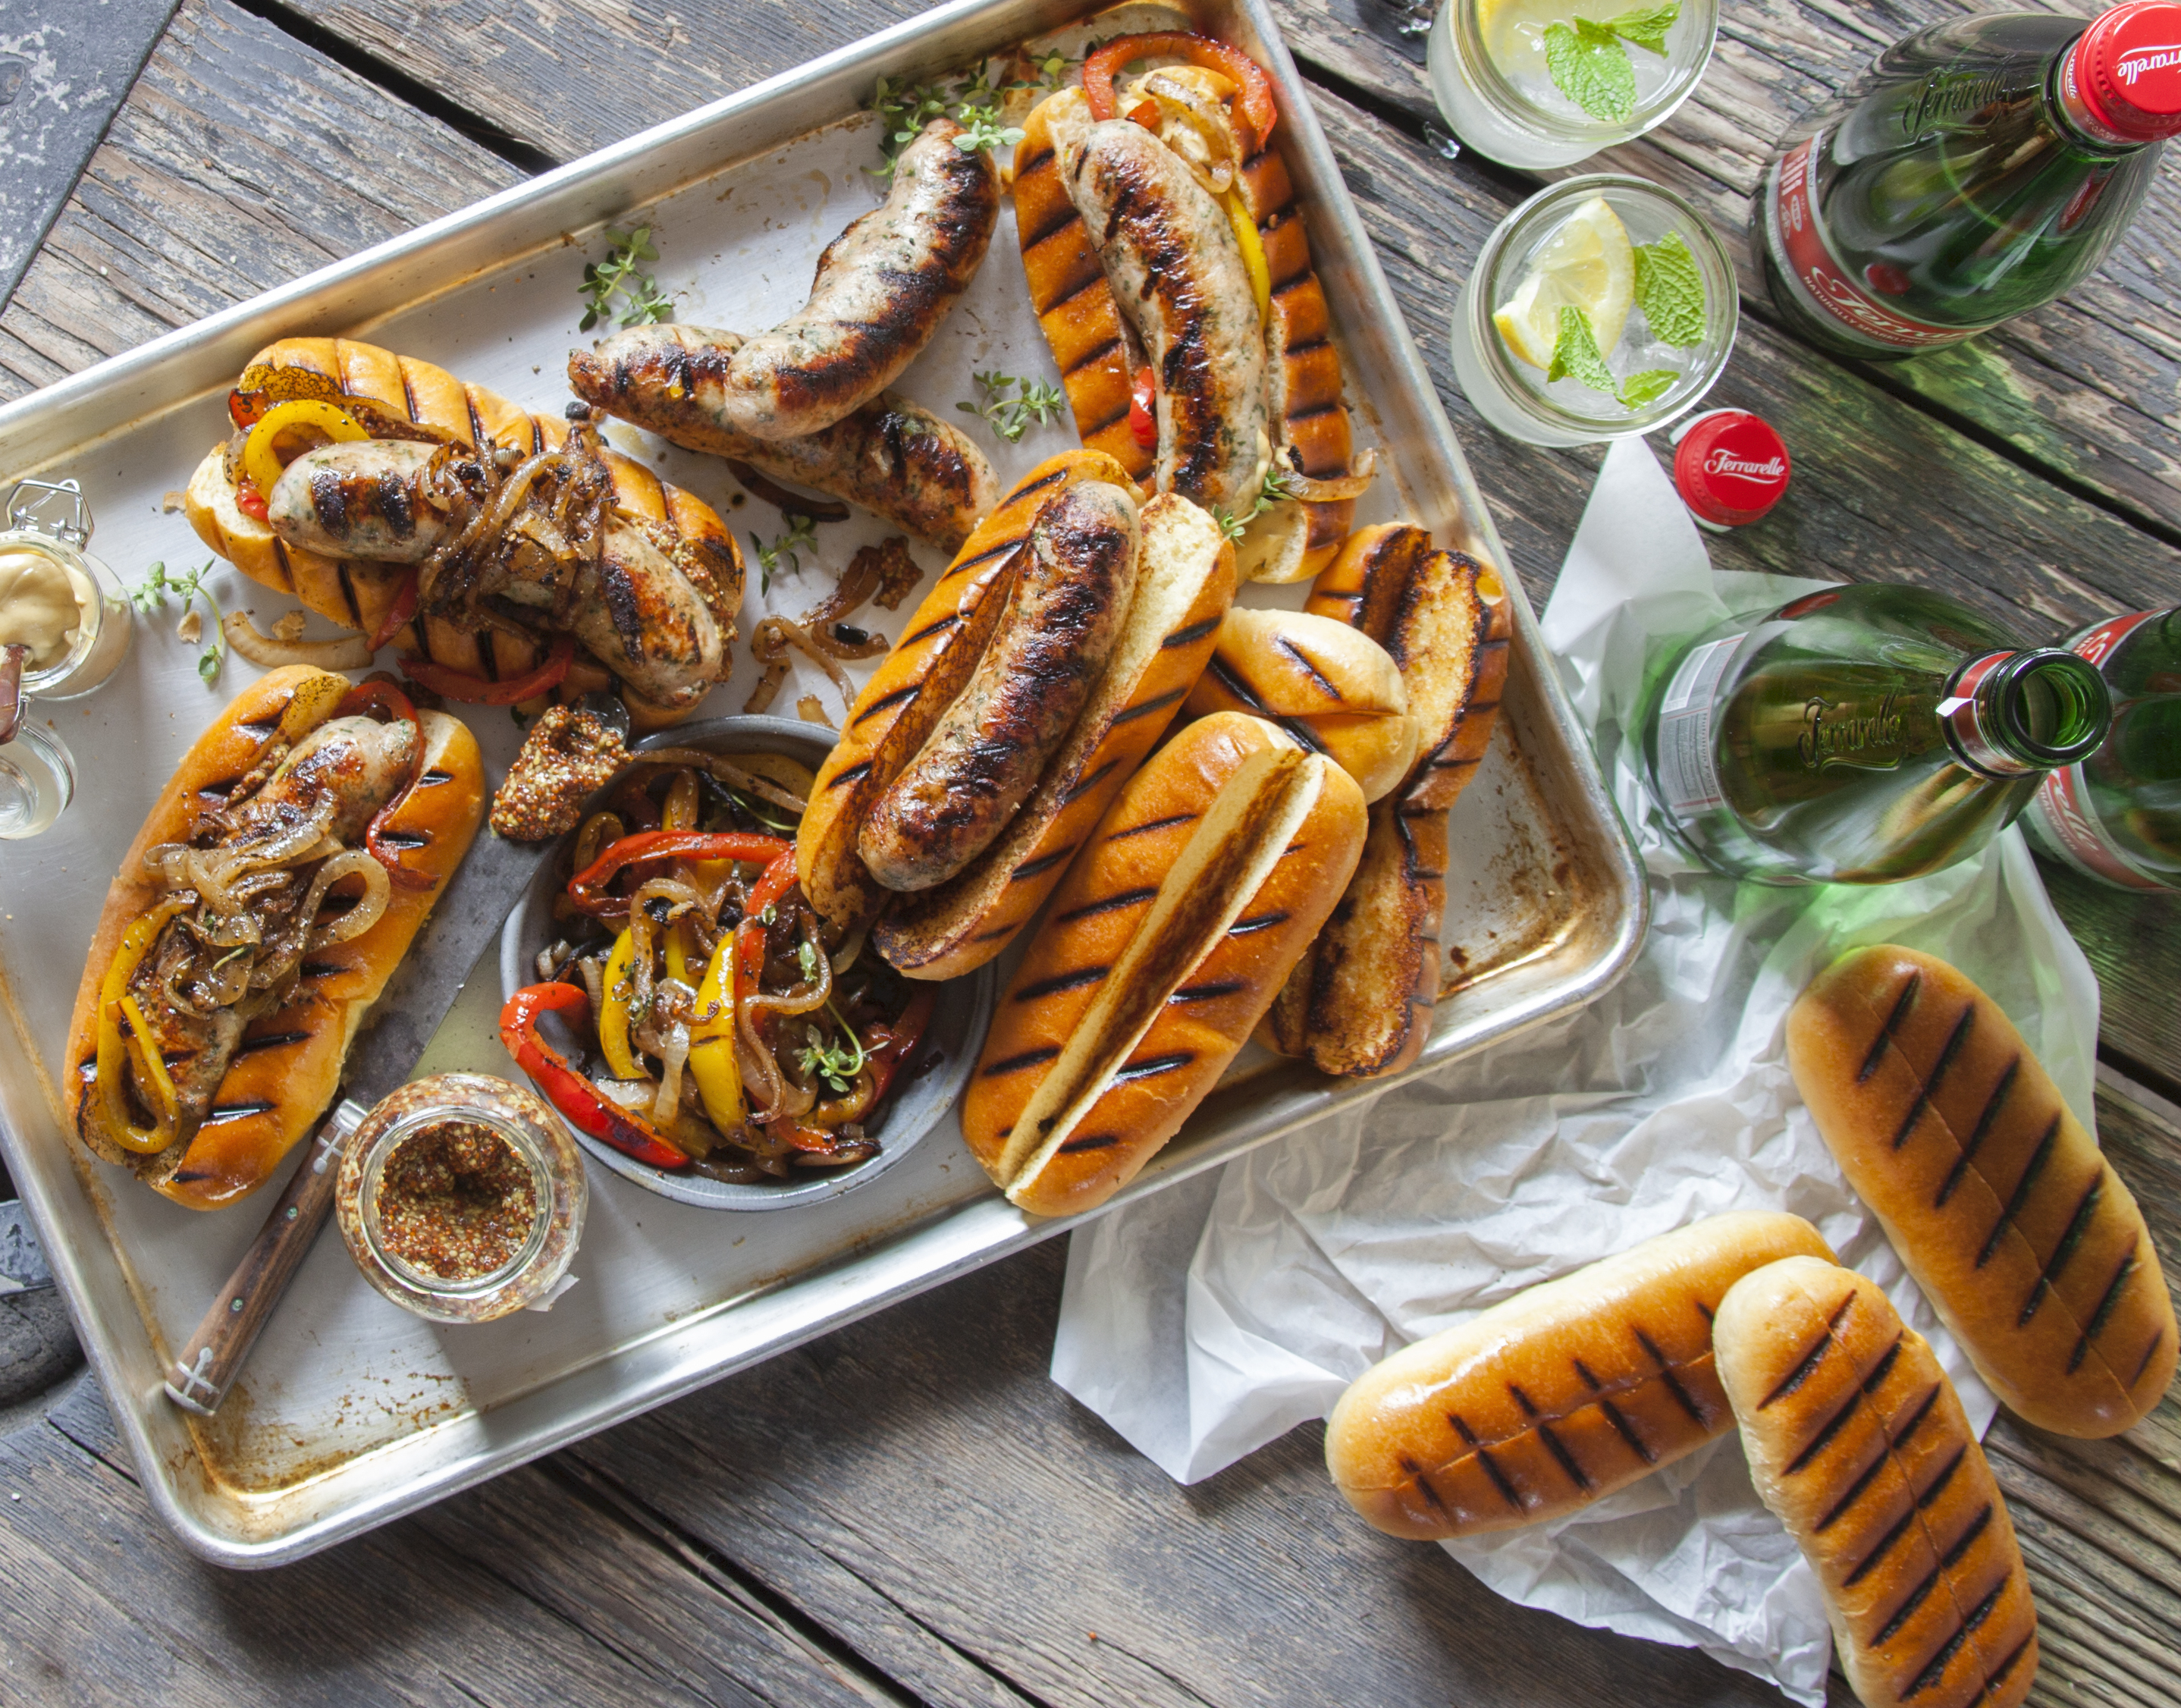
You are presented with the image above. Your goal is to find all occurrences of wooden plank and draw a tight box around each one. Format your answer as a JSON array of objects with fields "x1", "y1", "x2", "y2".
[
  {"x1": 1274, "y1": 0, "x2": 2181, "y2": 542},
  {"x1": 0, "y1": 0, "x2": 519, "y2": 401}
]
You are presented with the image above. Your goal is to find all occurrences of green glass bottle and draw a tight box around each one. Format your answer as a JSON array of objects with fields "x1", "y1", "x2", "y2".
[
  {"x1": 2023, "y1": 606, "x2": 2181, "y2": 890},
  {"x1": 1639, "y1": 584, "x2": 2111, "y2": 885}
]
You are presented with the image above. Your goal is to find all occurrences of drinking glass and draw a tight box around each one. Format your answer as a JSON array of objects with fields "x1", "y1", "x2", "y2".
[
  {"x1": 1449, "y1": 174, "x2": 1738, "y2": 448},
  {"x1": 0, "y1": 721, "x2": 75, "y2": 840},
  {"x1": 1428, "y1": 0, "x2": 1718, "y2": 169}
]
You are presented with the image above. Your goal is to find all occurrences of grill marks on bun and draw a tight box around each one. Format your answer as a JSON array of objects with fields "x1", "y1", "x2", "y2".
[
  {"x1": 1716, "y1": 1257, "x2": 2041, "y2": 1708},
  {"x1": 1788, "y1": 945, "x2": 2179, "y2": 1437}
]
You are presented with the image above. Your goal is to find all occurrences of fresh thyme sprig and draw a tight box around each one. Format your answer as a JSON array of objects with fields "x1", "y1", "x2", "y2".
[
  {"x1": 1211, "y1": 466, "x2": 1301, "y2": 542},
  {"x1": 131, "y1": 559, "x2": 225, "y2": 684},
  {"x1": 958, "y1": 369, "x2": 1067, "y2": 443},
  {"x1": 797, "y1": 1000, "x2": 870, "y2": 1095},
  {"x1": 750, "y1": 514, "x2": 820, "y2": 595},
  {"x1": 579, "y1": 228, "x2": 676, "y2": 332},
  {"x1": 869, "y1": 55, "x2": 1052, "y2": 177}
]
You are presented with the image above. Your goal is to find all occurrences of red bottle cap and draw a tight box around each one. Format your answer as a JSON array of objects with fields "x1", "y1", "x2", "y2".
[
  {"x1": 2062, "y1": 2, "x2": 2181, "y2": 146},
  {"x1": 1670, "y1": 410, "x2": 1791, "y2": 529}
]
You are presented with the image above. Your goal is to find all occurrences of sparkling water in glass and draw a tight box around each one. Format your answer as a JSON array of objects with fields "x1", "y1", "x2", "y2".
[
  {"x1": 1429, "y1": 0, "x2": 1717, "y2": 169},
  {"x1": 0, "y1": 721, "x2": 75, "y2": 839},
  {"x1": 1449, "y1": 175, "x2": 1739, "y2": 447}
]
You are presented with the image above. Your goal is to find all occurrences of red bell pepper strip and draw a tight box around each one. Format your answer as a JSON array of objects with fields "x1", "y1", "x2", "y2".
[
  {"x1": 334, "y1": 677, "x2": 436, "y2": 891},
  {"x1": 1129, "y1": 366, "x2": 1158, "y2": 451},
  {"x1": 235, "y1": 480, "x2": 270, "y2": 522},
  {"x1": 864, "y1": 985, "x2": 936, "y2": 1112},
  {"x1": 229, "y1": 389, "x2": 268, "y2": 431},
  {"x1": 367, "y1": 567, "x2": 420, "y2": 652},
  {"x1": 400, "y1": 632, "x2": 576, "y2": 706},
  {"x1": 1081, "y1": 32, "x2": 1277, "y2": 146},
  {"x1": 1126, "y1": 96, "x2": 1162, "y2": 129},
  {"x1": 733, "y1": 848, "x2": 804, "y2": 1006},
  {"x1": 566, "y1": 830, "x2": 790, "y2": 918},
  {"x1": 500, "y1": 983, "x2": 687, "y2": 1169}
]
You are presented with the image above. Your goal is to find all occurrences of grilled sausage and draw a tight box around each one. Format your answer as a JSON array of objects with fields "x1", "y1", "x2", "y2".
[
  {"x1": 858, "y1": 479, "x2": 1140, "y2": 892},
  {"x1": 676, "y1": 118, "x2": 997, "y2": 440},
  {"x1": 267, "y1": 438, "x2": 730, "y2": 711},
  {"x1": 1063, "y1": 118, "x2": 1269, "y2": 515},
  {"x1": 1787, "y1": 945, "x2": 2179, "y2": 1437},
  {"x1": 1715, "y1": 1257, "x2": 2041, "y2": 1708},
  {"x1": 569, "y1": 325, "x2": 997, "y2": 551},
  {"x1": 1323, "y1": 1212, "x2": 1837, "y2": 1540},
  {"x1": 65, "y1": 667, "x2": 486, "y2": 1208},
  {"x1": 266, "y1": 440, "x2": 486, "y2": 564}
]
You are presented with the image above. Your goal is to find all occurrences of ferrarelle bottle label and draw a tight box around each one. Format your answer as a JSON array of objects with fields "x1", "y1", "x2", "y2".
[
  {"x1": 1654, "y1": 633, "x2": 1745, "y2": 818},
  {"x1": 2027, "y1": 608, "x2": 2167, "y2": 890},
  {"x1": 1763, "y1": 136, "x2": 1996, "y2": 351}
]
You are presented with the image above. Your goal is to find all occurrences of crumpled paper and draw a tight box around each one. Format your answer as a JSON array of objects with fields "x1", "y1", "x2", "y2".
[{"x1": 1050, "y1": 436, "x2": 2101, "y2": 1705}]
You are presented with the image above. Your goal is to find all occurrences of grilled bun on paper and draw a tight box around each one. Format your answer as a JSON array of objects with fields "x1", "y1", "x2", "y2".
[
  {"x1": 799, "y1": 451, "x2": 1235, "y2": 979},
  {"x1": 1715, "y1": 1257, "x2": 2040, "y2": 1708},
  {"x1": 185, "y1": 336, "x2": 744, "y2": 730},
  {"x1": 963, "y1": 711, "x2": 1366, "y2": 1217},
  {"x1": 1181, "y1": 608, "x2": 1417, "y2": 802},
  {"x1": 1787, "y1": 944, "x2": 2177, "y2": 1437},
  {"x1": 64, "y1": 667, "x2": 485, "y2": 1208},
  {"x1": 1265, "y1": 523, "x2": 1513, "y2": 1078},
  {"x1": 1323, "y1": 1211, "x2": 1834, "y2": 1540}
]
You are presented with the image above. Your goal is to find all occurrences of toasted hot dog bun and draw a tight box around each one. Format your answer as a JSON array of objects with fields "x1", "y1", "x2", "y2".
[
  {"x1": 798, "y1": 451, "x2": 1138, "y2": 931},
  {"x1": 1323, "y1": 1211, "x2": 1835, "y2": 1540},
  {"x1": 1716, "y1": 1257, "x2": 2040, "y2": 1708},
  {"x1": 1015, "y1": 76, "x2": 1360, "y2": 580},
  {"x1": 1787, "y1": 945, "x2": 2178, "y2": 1437},
  {"x1": 63, "y1": 667, "x2": 485, "y2": 1208},
  {"x1": 873, "y1": 491, "x2": 1234, "y2": 979},
  {"x1": 1182, "y1": 606, "x2": 1417, "y2": 802},
  {"x1": 184, "y1": 337, "x2": 743, "y2": 732},
  {"x1": 964, "y1": 711, "x2": 1364, "y2": 1217},
  {"x1": 1264, "y1": 525, "x2": 1513, "y2": 1078}
]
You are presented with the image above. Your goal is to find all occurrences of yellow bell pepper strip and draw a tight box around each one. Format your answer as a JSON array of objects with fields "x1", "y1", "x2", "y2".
[
  {"x1": 598, "y1": 929, "x2": 643, "y2": 1081},
  {"x1": 686, "y1": 935, "x2": 742, "y2": 1133},
  {"x1": 240, "y1": 398, "x2": 369, "y2": 507},
  {"x1": 500, "y1": 984, "x2": 686, "y2": 1168},
  {"x1": 96, "y1": 899, "x2": 189, "y2": 1154},
  {"x1": 661, "y1": 774, "x2": 701, "y2": 986},
  {"x1": 1225, "y1": 190, "x2": 1272, "y2": 327}
]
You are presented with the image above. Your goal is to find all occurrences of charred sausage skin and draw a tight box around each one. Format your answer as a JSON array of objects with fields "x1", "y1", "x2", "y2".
[
  {"x1": 692, "y1": 118, "x2": 999, "y2": 440},
  {"x1": 1063, "y1": 118, "x2": 1269, "y2": 516},
  {"x1": 858, "y1": 479, "x2": 1141, "y2": 893},
  {"x1": 267, "y1": 441, "x2": 486, "y2": 564},
  {"x1": 569, "y1": 324, "x2": 998, "y2": 551}
]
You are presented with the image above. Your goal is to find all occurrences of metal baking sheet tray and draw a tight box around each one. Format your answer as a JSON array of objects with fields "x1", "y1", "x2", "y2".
[{"x1": 0, "y1": 0, "x2": 1645, "y2": 1565}]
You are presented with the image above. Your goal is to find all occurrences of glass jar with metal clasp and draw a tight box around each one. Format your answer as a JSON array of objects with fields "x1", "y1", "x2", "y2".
[{"x1": 0, "y1": 479, "x2": 130, "y2": 839}]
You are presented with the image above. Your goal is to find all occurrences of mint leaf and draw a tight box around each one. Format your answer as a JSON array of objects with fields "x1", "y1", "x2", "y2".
[
  {"x1": 1548, "y1": 306, "x2": 1618, "y2": 394},
  {"x1": 1603, "y1": 1, "x2": 1678, "y2": 55},
  {"x1": 1549, "y1": 309, "x2": 1678, "y2": 410},
  {"x1": 1633, "y1": 230, "x2": 1706, "y2": 347},
  {"x1": 1544, "y1": 18, "x2": 1638, "y2": 124}
]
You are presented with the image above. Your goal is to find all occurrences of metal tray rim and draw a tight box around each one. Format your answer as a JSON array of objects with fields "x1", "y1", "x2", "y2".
[{"x1": 0, "y1": 0, "x2": 1646, "y2": 1568}]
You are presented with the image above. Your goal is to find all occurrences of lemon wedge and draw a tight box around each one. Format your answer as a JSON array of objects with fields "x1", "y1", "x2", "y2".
[{"x1": 1491, "y1": 196, "x2": 1635, "y2": 371}]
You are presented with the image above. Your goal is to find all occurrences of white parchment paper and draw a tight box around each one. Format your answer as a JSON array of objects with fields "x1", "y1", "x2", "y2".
[{"x1": 1050, "y1": 436, "x2": 2101, "y2": 1705}]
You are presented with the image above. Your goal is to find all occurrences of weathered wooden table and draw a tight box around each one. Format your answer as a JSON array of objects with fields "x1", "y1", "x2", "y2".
[{"x1": 2, "y1": 2, "x2": 2176, "y2": 1703}]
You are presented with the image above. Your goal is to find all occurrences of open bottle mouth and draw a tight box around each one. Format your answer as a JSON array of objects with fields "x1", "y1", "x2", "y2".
[{"x1": 1948, "y1": 648, "x2": 2112, "y2": 776}]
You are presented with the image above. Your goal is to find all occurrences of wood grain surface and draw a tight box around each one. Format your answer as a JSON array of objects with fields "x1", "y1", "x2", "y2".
[{"x1": 0, "y1": 0, "x2": 2177, "y2": 1705}]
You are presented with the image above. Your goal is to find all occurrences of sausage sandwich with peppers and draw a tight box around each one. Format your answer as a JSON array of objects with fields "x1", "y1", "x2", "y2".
[
  {"x1": 1013, "y1": 29, "x2": 1373, "y2": 583},
  {"x1": 504, "y1": 751, "x2": 934, "y2": 1180},
  {"x1": 184, "y1": 338, "x2": 745, "y2": 732},
  {"x1": 64, "y1": 667, "x2": 486, "y2": 1208}
]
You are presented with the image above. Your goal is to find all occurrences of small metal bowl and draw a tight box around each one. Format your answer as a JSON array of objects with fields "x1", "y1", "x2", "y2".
[{"x1": 498, "y1": 714, "x2": 993, "y2": 1211}]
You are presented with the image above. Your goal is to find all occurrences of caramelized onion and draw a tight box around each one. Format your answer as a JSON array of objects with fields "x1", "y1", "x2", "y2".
[
  {"x1": 303, "y1": 849, "x2": 391, "y2": 948},
  {"x1": 221, "y1": 611, "x2": 372, "y2": 670},
  {"x1": 1277, "y1": 448, "x2": 1379, "y2": 502}
]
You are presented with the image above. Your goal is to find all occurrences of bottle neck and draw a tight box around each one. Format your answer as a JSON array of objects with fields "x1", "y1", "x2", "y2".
[{"x1": 1941, "y1": 648, "x2": 2112, "y2": 779}]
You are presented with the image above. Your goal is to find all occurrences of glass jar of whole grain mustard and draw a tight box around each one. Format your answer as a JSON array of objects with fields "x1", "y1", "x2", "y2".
[{"x1": 336, "y1": 1072, "x2": 585, "y2": 1323}]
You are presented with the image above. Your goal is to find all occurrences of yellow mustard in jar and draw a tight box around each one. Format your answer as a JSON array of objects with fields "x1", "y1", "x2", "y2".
[{"x1": 0, "y1": 545, "x2": 88, "y2": 671}]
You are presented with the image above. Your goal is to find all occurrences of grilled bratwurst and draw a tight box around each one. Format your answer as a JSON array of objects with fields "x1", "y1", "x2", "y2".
[
  {"x1": 678, "y1": 118, "x2": 998, "y2": 440},
  {"x1": 1063, "y1": 118, "x2": 1269, "y2": 516},
  {"x1": 570, "y1": 325, "x2": 998, "y2": 551}
]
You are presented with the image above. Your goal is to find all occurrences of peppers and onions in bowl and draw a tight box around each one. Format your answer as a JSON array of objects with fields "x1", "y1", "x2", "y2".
[{"x1": 498, "y1": 719, "x2": 990, "y2": 1207}]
